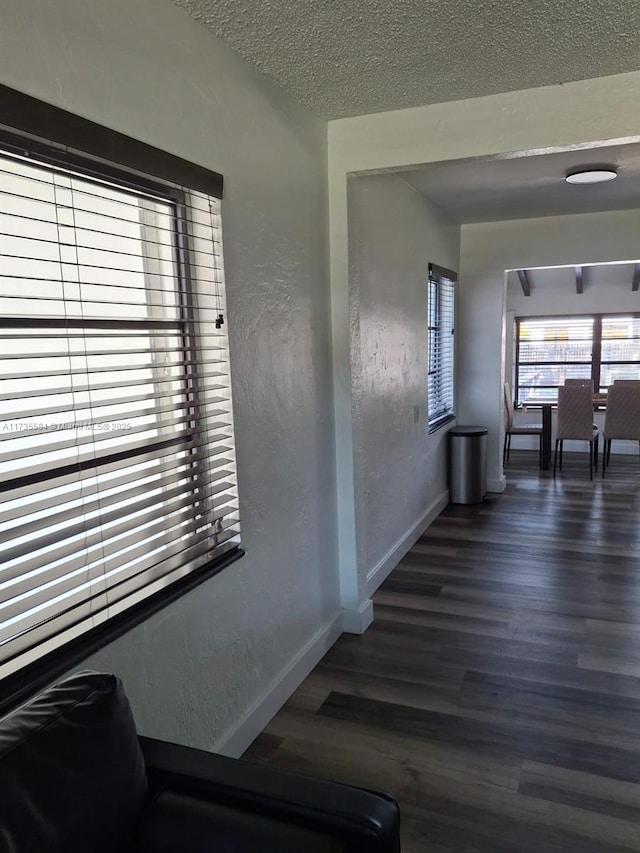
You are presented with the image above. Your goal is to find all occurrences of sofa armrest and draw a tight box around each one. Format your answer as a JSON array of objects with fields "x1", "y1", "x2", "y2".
[
  {"x1": 137, "y1": 790, "x2": 346, "y2": 853},
  {"x1": 139, "y1": 736, "x2": 400, "y2": 853}
]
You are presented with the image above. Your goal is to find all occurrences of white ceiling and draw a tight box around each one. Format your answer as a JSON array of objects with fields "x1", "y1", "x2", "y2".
[
  {"x1": 172, "y1": 0, "x2": 640, "y2": 120},
  {"x1": 171, "y1": 0, "x2": 640, "y2": 223},
  {"x1": 507, "y1": 263, "x2": 640, "y2": 301},
  {"x1": 395, "y1": 142, "x2": 640, "y2": 223}
]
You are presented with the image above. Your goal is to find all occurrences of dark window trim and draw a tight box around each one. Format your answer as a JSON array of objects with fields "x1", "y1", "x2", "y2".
[
  {"x1": 428, "y1": 262, "x2": 458, "y2": 282},
  {"x1": 0, "y1": 126, "x2": 184, "y2": 204},
  {"x1": 428, "y1": 413, "x2": 456, "y2": 434},
  {"x1": 0, "y1": 547, "x2": 244, "y2": 717},
  {"x1": 0, "y1": 113, "x2": 240, "y2": 705},
  {"x1": 592, "y1": 315, "x2": 603, "y2": 392},
  {"x1": 0, "y1": 126, "x2": 183, "y2": 204},
  {"x1": 0, "y1": 84, "x2": 223, "y2": 199}
]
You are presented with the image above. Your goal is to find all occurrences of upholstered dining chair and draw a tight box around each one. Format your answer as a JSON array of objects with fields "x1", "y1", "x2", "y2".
[
  {"x1": 554, "y1": 384, "x2": 599, "y2": 479},
  {"x1": 601, "y1": 383, "x2": 640, "y2": 477},
  {"x1": 565, "y1": 378, "x2": 599, "y2": 424},
  {"x1": 503, "y1": 381, "x2": 543, "y2": 468}
]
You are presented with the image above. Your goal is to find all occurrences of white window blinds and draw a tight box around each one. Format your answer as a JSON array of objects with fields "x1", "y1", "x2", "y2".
[
  {"x1": 600, "y1": 316, "x2": 640, "y2": 386},
  {"x1": 515, "y1": 314, "x2": 640, "y2": 404},
  {"x1": 0, "y1": 143, "x2": 240, "y2": 678},
  {"x1": 516, "y1": 317, "x2": 594, "y2": 405},
  {"x1": 427, "y1": 265, "x2": 456, "y2": 430}
]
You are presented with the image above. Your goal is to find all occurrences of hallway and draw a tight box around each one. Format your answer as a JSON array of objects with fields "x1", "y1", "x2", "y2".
[{"x1": 244, "y1": 451, "x2": 640, "y2": 852}]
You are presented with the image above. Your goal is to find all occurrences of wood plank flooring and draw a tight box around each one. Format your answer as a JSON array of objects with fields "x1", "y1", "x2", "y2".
[{"x1": 242, "y1": 450, "x2": 640, "y2": 852}]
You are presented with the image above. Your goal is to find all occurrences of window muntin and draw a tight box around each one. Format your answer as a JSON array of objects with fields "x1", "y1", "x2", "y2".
[
  {"x1": 427, "y1": 265, "x2": 456, "y2": 431},
  {"x1": 515, "y1": 315, "x2": 640, "y2": 405},
  {"x1": 0, "y1": 145, "x2": 240, "y2": 678}
]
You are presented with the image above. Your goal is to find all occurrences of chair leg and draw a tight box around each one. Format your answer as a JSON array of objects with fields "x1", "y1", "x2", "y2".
[
  {"x1": 602, "y1": 437, "x2": 606, "y2": 478},
  {"x1": 607, "y1": 439, "x2": 612, "y2": 465},
  {"x1": 594, "y1": 435, "x2": 598, "y2": 473},
  {"x1": 503, "y1": 433, "x2": 507, "y2": 466},
  {"x1": 559, "y1": 439, "x2": 563, "y2": 471},
  {"x1": 589, "y1": 440, "x2": 593, "y2": 480},
  {"x1": 538, "y1": 434, "x2": 543, "y2": 470},
  {"x1": 507, "y1": 433, "x2": 512, "y2": 462},
  {"x1": 553, "y1": 439, "x2": 559, "y2": 477}
]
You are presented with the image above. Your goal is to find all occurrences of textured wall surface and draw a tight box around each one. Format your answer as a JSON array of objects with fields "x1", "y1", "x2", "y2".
[
  {"x1": 327, "y1": 70, "x2": 640, "y2": 512},
  {"x1": 328, "y1": 71, "x2": 640, "y2": 175},
  {"x1": 172, "y1": 0, "x2": 640, "y2": 119},
  {"x1": 459, "y1": 209, "x2": 640, "y2": 484},
  {"x1": 0, "y1": 0, "x2": 336, "y2": 749},
  {"x1": 350, "y1": 174, "x2": 459, "y2": 576}
]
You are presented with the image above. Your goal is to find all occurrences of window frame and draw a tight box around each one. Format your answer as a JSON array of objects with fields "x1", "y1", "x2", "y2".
[
  {"x1": 514, "y1": 312, "x2": 640, "y2": 406},
  {"x1": 0, "y1": 86, "x2": 242, "y2": 715},
  {"x1": 427, "y1": 263, "x2": 457, "y2": 433}
]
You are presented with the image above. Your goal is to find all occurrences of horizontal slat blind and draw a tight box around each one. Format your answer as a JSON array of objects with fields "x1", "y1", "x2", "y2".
[
  {"x1": 427, "y1": 267, "x2": 455, "y2": 429},
  {"x1": 600, "y1": 316, "x2": 640, "y2": 388},
  {"x1": 0, "y1": 146, "x2": 240, "y2": 677},
  {"x1": 516, "y1": 317, "x2": 594, "y2": 404}
]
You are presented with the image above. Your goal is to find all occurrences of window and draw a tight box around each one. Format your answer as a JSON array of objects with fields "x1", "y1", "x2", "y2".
[
  {"x1": 427, "y1": 264, "x2": 456, "y2": 431},
  {"x1": 515, "y1": 314, "x2": 640, "y2": 405},
  {"x1": 0, "y1": 93, "x2": 241, "y2": 688}
]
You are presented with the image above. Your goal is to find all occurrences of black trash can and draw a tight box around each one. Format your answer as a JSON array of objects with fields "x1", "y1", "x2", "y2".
[{"x1": 448, "y1": 425, "x2": 488, "y2": 504}]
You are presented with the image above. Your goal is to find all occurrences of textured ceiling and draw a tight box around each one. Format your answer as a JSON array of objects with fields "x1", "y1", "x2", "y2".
[
  {"x1": 172, "y1": 0, "x2": 640, "y2": 119},
  {"x1": 396, "y1": 142, "x2": 640, "y2": 223}
]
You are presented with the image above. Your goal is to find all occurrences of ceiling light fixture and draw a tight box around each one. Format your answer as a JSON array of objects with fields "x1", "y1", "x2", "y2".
[{"x1": 565, "y1": 167, "x2": 617, "y2": 185}]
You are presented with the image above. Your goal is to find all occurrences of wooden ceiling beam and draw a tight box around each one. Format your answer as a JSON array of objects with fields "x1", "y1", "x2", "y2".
[
  {"x1": 575, "y1": 266, "x2": 583, "y2": 294},
  {"x1": 517, "y1": 269, "x2": 531, "y2": 297},
  {"x1": 632, "y1": 263, "x2": 640, "y2": 292}
]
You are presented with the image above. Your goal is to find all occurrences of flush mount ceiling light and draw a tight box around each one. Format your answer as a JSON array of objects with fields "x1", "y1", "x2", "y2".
[{"x1": 565, "y1": 167, "x2": 617, "y2": 185}]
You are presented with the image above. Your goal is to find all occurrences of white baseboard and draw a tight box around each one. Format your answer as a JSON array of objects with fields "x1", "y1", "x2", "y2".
[
  {"x1": 366, "y1": 489, "x2": 449, "y2": 598},
  {"x1": 488, "y1": 476, "x2": 507, "y2": 493},
  {"x1": 341, "y1": 598, "x2": 374, "y2": 634},
  {"x1": 214, "y1": 611, "x2": 343, "y2": 758}
]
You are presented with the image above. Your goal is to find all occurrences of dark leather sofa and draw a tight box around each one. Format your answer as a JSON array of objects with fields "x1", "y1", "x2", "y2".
[{"x1": 0, "y1": 670, "x2": 400, "y2": 852}]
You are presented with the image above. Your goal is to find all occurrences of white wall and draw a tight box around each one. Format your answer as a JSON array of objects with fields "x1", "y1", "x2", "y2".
[
  {"x1": 328, "y1": 71, "x2": 640, "y2": 593},
  {"x1": 349, "y1": 174, "x2": 459, "y2": 593},
  {"x1": 459, "y1": 209, "x2": 640, "y2": 480},
  {"x1": 0, "y1": 0, "x2": 337, "y2": 754},
  {"x1": 5, "y1": 0, "x2": 640, "y2": 754}
]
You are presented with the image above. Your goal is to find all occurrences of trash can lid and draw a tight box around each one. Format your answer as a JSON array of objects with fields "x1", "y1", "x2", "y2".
[{"x1": 448, "y1": 425, "x2": 488, "y2": 436}]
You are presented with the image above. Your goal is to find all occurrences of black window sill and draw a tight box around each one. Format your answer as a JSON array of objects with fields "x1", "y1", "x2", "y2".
[
  {"x1": 428, "y1": 414, "x2": 456, "y2": 434},
  {"x1": 0, "y1": 546, "x2": 244, "y2": 717}
]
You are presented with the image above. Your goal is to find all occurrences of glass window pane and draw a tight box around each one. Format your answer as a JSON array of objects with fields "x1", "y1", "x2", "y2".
[
  {"x1": 427, "y1": 272, "x2": 455, "y2": 428},
  {"x1": 516, "y1": 317, "x2": 594, "y2": 405}
]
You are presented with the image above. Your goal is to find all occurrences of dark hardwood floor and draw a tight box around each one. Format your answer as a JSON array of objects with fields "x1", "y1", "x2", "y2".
[{"x1": 243, "y1": 450, "x2": 640, "y2": 852}]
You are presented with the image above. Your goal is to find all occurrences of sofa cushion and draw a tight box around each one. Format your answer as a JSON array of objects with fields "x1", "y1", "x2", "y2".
[{"x1": 0, "y1": 670, "x2": 147, "y2": 853}]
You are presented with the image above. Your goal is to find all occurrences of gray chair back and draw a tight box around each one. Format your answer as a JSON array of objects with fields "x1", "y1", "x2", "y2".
[
  {"x1": 556, "y1": 385, "x2": 594, "y2": 441},
  {"x1": 603, "y1": 385, "x2": 640, "y2": 441}
]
